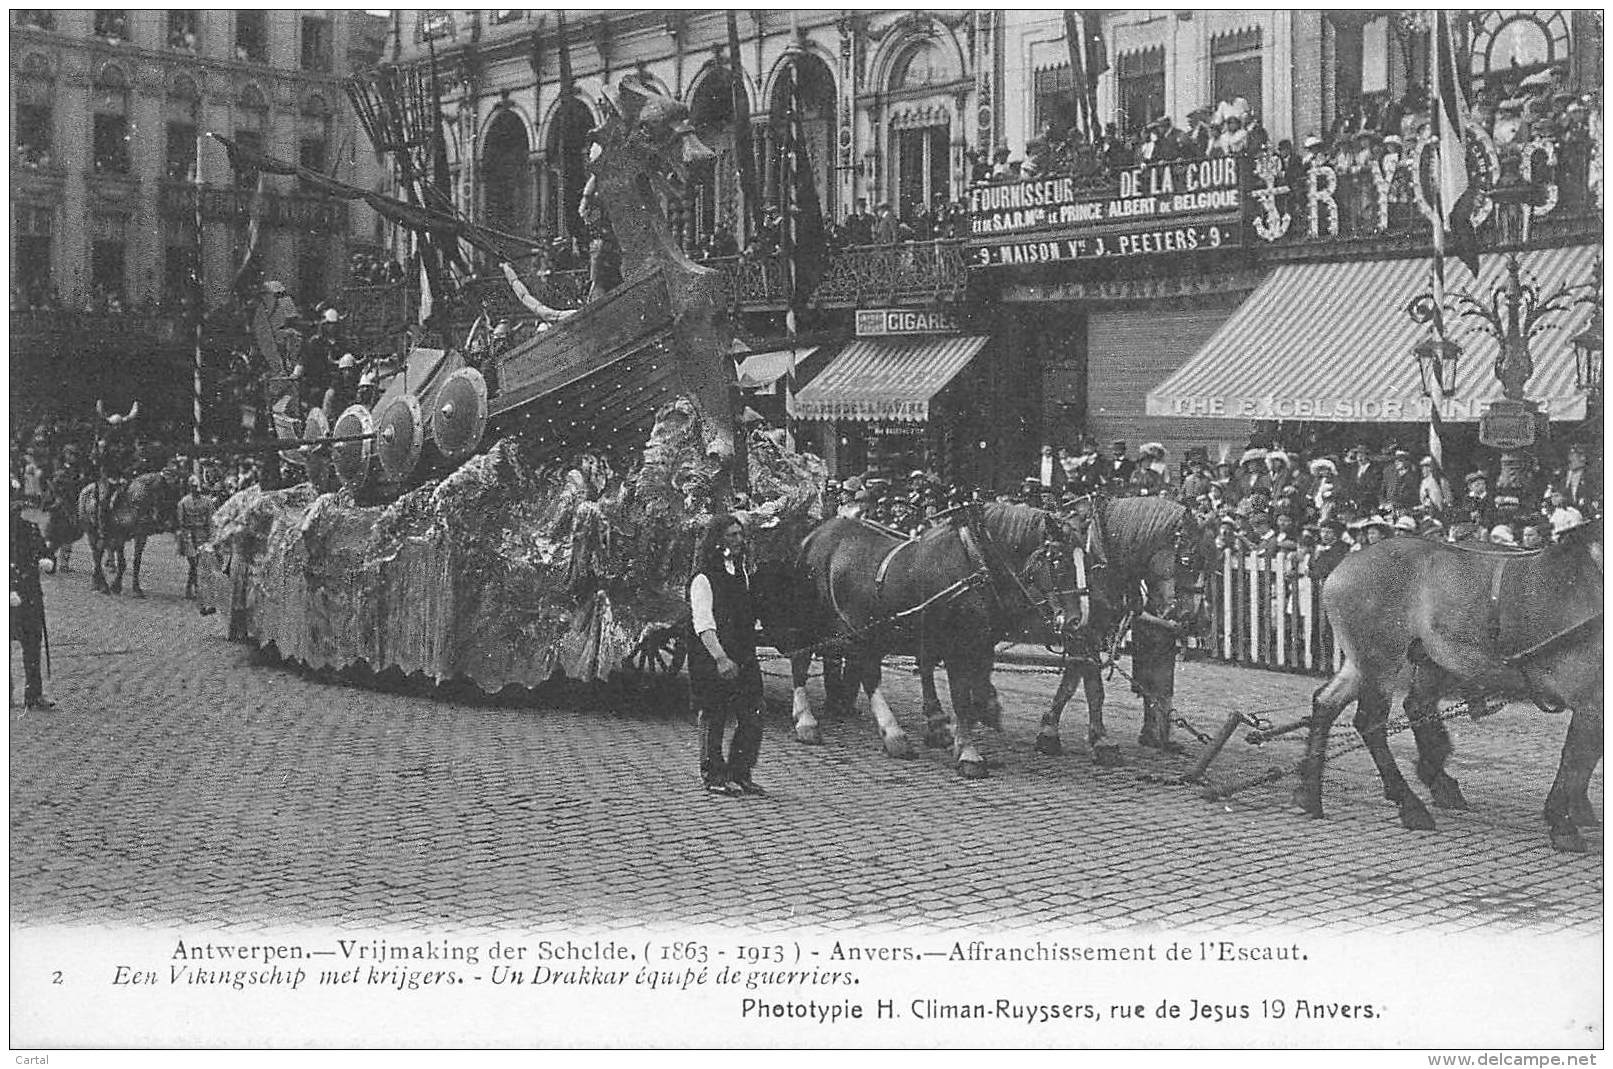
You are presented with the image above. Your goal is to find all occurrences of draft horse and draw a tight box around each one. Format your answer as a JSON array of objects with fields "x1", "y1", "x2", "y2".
[
  {"x1": 77, "y1": 470, "x2": 182, "y2": 596},
  {"x1": 755, "y1": 502, "x2": 1085, "y2": 778},
  {"x1": 1299, "y1": 530, "x2": 1602, "y2": 852},
  {"x1": 1035, "y1": 495, "x2": 1210, "y2": 764}
]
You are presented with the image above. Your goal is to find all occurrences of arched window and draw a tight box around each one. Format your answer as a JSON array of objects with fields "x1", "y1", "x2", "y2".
[
  {"x1": 766, "y1": 52, "x2": 837, "y2": 223},
  {"x1": 1469, "y1": 10, "x2": 1572, "y2": 88},
  {"x1": 685, "y1": 68, "x2": 739, "y2": 254},
  {"x1": 545, "y1": 97, "x2": 595, "y2": 241},
  {"x1": 482, "y1": 109, "x2": 533, "y2": 249},
  {"x1": 300, "y1": 93, "x2": 331, "y2": 172},
  {"x1": 164, "y1": 77, "x2": 201, "y2": 180},
  {"x1": 885, "y1": 36, "x2": 960, "y2": 222},
  {"x1": 15, "y1": 54, "x2": 54, "y2": 167},
  {"x1": 893, "y1": 41, "x2": 949, "y2": 90},
  {"x1": 234, "y1": 85, "x2": 270, "y2": 188}
]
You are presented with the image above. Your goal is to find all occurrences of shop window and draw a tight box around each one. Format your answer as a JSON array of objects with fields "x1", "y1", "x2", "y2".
[
  {"x1": 91, "y1": 215, "x2": 128, "y2": 299},
  {"x1": 166, "y1": 122, "x2": 196, "y2": 180},
  {"x1": 16, "y1": 11, "x2": 55, "y2": 30},
  {"x1": 94, "y1": 10, "x2": 129, "y2": 41},
  {"x1": 1116, "y1": 47, "x2": 1165, "y2": 137},
  {"x1": 16, "y1": 101, "x2": 52, "y2": 167},
  {"x1": 93, "y1": 113, "x2": 131, "y2": 174},
  {"x1": 236, "y1": 11, "x2": 268, "y2": 64},
  {"x1": 301, "y1": 17, "x2": 331, "y2": 72},
  {"x1": 1210, "y1": 28, "x2": 1263, "y2": 118},
  {"x1": 167, "y1": 10, "x2": 198, "y2": 50}
]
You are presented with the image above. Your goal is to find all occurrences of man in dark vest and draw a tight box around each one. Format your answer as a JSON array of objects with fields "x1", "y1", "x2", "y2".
[
  {"x1": 687, "y1": 513, "x2": 765, "y2": 796},
  {"x1": 11, "y1": 484, "x2": 56, "y2": 709}
]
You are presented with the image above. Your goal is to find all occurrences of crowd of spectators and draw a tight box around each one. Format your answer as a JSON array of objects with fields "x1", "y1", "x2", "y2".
[
  {"x1": 346, "y1": 252, "x2": 408, "y2": 286},
  {"x1": 821, "y1": 435, "x2": 1600, "y2": 585},
  {"x1": 11, "y1": 410, "x2": 264, "y2": 514}
]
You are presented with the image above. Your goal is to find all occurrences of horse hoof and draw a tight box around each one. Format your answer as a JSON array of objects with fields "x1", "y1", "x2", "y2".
[
  {"x1": 1092, "y1": 744, "x2": 1125, "y2": 768},
  {"x1": 1034, "y1": 735, "x2": 1063, "y2": 757},
  {"x1": 956, "y1": 759, "x2": 988, "y2": 780},
  {"x1": 1550, "y1": 828, "x2": 1588, "y2": 854},
  {"x1": 794, "y1": 725, "x2": 823, "y2": 746},
  {"x1": 1430, "y1": 780, "x2": 1470, "y2": 811},
  {"x1": 923, "y1": 730, "x2": 952, "y2": 750},
  {"x1": 882, "y1": 733, "x2": 914, "y2": 759},
  {"x1": 1398, "y1": 799, "x2": 1436, "y2": 832}
]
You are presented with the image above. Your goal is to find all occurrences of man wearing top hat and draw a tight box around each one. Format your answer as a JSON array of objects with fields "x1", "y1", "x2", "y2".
[{"x1": 1105, "y1": 439, "x2": 1135, "y2": 493}]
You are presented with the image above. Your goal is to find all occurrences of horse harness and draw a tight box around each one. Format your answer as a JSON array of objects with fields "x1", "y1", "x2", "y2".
[
  {"x1": 784, "y1": 509, "x2": 1076, "y2": 660},
  {"x1": 1483, "y1": 551, "x2": 1602, "y2": 712}
]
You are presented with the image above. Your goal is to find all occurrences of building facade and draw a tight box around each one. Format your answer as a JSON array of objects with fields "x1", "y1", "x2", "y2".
[
  {"x1": 10, "y1": 9, "x2": 390, "y2": 315},
  {"x1": 392, "y1": 9, "x2": 1601, "y2": 486}
]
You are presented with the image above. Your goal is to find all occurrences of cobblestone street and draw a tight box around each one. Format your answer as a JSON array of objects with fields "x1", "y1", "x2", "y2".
[{"x1": 10, "y1": 529, "x2": 1603, "y2": 936}]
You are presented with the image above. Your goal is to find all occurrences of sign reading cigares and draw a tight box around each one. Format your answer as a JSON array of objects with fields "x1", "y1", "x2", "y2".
[{"x1": 967, "y1": 158, "x2": 1247, "y2": 268}]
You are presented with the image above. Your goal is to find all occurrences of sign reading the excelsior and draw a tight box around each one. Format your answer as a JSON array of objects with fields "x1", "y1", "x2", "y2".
[
  {"x1": 967, "y1": 158, "x2": 1245, "y2": 266},
  {"x1": 855, "y1": 308, "x2": 962, "y2": 336}
]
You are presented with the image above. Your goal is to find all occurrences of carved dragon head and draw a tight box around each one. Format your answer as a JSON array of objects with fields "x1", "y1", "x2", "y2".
[{"x1": 594, "y1": 73, "x2": 715, "y2": 209}]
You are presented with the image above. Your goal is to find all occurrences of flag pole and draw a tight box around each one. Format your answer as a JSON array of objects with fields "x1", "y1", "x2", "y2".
[{"x1": 192, "y1": 94, "x2": 205, "y2": 483}]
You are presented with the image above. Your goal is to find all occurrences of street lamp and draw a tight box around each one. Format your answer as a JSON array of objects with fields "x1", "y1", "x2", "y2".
[
  {"x1": 1571, "y1": 314, "x2": 1602, "y2": 394},
  {"x1": 1412, "y1": 336, "x2": 1462, "y2": 398}
]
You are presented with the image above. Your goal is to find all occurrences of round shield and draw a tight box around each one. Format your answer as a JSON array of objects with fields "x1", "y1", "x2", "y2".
[
  {"x1": 375, "y1": 393, "x2": 425, "y2": 483},
  {"x1": 300, "y1": 407, "x2": 332, "y2": 489},
  {"x1": 431, "y1": 367, "x2": 488, "y2": 461},
  {"x1": 331, "y1": 404, "x2": 375, "y2": 490}
]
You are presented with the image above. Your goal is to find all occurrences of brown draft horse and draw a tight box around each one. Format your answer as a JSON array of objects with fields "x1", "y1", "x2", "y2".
[
  {"x1": 755, "y1": 503, "x2": 1084, "y2": 778},
  {"x1": 1035, "y1": 495, "x2": 1210, "y2": 765},
  {"x1": 1299, "y1": 528, "x2": 1602, "y2": 852}
]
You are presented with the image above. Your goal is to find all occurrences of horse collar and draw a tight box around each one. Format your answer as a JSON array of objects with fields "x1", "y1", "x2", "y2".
[{"x1": 874, "y1": 537, "x2": 918, "y2": 601}]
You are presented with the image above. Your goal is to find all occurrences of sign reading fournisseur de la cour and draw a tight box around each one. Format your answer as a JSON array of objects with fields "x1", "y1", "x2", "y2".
[{"x1": 967, "y1": 158, "x2": 1245, "y2": 266}]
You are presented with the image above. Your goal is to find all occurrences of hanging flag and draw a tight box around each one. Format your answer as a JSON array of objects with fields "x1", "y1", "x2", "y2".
[
  {"x1": 780, "y1": 55, "x2": 828, "y2": 317},
  {"x1": 1082, "y1": 11, "x2": 1109, "y2": 132},
  {"x1": 1062, "y1": 12, "x2": 1090, "y2": 140},
  {"x1": 1430, "y1": 11, "x2": 1480, "y2": 279},
  {"x1": 727, "y1": 10, "x2": 762, "y2": 242}
]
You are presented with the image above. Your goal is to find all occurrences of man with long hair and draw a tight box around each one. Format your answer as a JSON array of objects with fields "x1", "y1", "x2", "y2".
[{"x1": 687, "y1": 513, "x2": 765, "y2": 796}]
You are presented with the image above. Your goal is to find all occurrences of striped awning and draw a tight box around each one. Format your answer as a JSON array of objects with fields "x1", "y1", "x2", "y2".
[
  {"x1": 1146, "y1": 245, "x2": 1598, "y2": 422},
  {"x1": 793, "y1": 335, "x2": 990, "y2": 422},
  {"x1": 734, "y1": 347, "x2": 817, "y2": 389}
]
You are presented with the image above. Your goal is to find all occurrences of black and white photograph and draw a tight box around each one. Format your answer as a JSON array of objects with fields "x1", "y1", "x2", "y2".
[{"x1": 7, "y1": 7, "x2": 1604, "y2": 1054}]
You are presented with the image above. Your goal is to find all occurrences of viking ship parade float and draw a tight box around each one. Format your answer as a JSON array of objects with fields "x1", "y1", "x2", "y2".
[{"x1": 203, "y1": 72, "x2": 825, "y2": 690}]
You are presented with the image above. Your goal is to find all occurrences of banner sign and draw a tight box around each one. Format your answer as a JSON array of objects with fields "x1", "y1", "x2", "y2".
[
  {"x1": 971, "y1": 222, "x2": 1241, "y2": 268},
  {"x1": 855, "y1": 308, "x2": 962, "y2": 336},
  {"x1": 966, "y1": 158, "x2": 1245, "y2": 265}
]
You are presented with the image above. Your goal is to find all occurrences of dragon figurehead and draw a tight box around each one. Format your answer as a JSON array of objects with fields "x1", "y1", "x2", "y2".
[
  {"x1": 592, "y1": 73, "x2": 715, "y2": 255},
  {"x1": 589, "y1": 74, "x2": 737, "y2": 483}
]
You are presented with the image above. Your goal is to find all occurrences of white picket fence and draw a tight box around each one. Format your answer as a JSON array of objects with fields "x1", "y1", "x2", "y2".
[{"x1": 1203, "y1": 551, "x2": 1346, "y2": 676}]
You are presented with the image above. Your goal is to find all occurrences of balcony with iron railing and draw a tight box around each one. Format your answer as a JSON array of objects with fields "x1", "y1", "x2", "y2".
[
  {"x1": 442, "y1": 239, "x2": 971, "y2": 323},
  {"x1": 158, "y1": 181, "x2": 349, "y2": 233}
]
